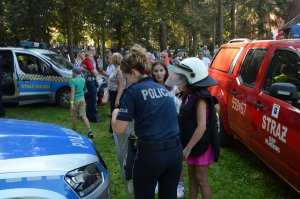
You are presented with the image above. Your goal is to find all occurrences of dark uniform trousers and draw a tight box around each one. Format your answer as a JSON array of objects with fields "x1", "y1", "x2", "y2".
[
  {"x1": 133, "y1": 137, "x2": 182, "y2": 199},
  {"x1": 85, "y1": 79, "x2": 98, "y2": 121}
]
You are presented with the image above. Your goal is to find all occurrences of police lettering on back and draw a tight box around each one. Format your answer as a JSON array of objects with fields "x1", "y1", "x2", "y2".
[{"x1": 141, "y1": 87, "x2": 172, "y2": 100}]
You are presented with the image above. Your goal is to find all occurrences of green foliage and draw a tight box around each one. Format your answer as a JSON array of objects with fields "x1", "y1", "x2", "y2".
[
  {"x1": 0, "y1": 0, "x2": 296, "y2": 52},
  {"x1": 3, "y1": 0, "x2": 55, "y2": 43},
  {"x1": 4, "y1": 103, "x2": 299, "y2": 198}
]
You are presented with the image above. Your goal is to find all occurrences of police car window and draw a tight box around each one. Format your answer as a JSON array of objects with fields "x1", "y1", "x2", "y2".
[
  {"x1": 0, "y1": 51, "x2": 14, "y2": 75},
  {"x1": 239, "y1": 49, "x2": 267, "y2": 87},
  {"x1": 37, "y1": 58, "x2": 51, "y2": 75},
  {"x1": 264, "y1": 50, "x2": 300, "y2": 97},
  {"x1": 16, "y1": 53, "x2": 43, "y2": 75},
  {"x1": 43, "y1": 53, "x2": 73, "y2": 70}
]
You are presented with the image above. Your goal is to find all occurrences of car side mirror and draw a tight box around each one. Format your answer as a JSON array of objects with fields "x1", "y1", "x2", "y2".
[{"x1": 269, "y1": 83, "x2": 299, "y2": 107}]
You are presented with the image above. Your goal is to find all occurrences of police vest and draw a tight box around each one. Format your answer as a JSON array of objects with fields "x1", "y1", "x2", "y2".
[{"x1": 179, "y1": 89, "x2": 220, "y2": 161}]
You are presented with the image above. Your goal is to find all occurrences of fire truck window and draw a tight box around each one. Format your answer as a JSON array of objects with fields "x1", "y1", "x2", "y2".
[
  {"x1": 239, "y1": 49, "x2": 267, "y2": 87},
  {"x1": 211, "y1": 47, "x2": 241, "y2": 73},
  {"x1": 265, "y1": 50, "x2": 300, "y2": 97}
]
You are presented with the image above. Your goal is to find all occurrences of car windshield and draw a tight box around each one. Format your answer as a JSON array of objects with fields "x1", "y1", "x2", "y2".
[{"x1": 43, "y1": 53, "x2": 73, "y2": 70}]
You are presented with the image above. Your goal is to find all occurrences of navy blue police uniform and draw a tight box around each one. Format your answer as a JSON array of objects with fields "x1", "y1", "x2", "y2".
[{"x1": 117, "y1": 77, "x2": 182, "y2": 199}]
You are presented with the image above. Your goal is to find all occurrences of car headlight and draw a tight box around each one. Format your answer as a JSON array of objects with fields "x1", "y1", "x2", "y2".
[{"x1": 65, "y1": 163, "x2": 104, "y2": 197}]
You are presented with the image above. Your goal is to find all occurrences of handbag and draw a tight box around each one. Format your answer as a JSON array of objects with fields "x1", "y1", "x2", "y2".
[{"x1": 102, "y1": 88, "x2": 109, "y2": 103}]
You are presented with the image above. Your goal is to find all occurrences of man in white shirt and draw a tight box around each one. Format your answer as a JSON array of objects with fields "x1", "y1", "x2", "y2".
[{"x1": 198, "y1": 51, "x2": 211, "y2": 67}]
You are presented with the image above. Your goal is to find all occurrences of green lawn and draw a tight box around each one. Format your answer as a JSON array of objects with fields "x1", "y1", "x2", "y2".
[{"x1": 4, "y1": 103, "x2": 299, "y2": 199}]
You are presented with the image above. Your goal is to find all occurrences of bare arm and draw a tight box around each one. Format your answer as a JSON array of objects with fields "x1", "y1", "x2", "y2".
[
  {"x1": 183, "y1": 99, "x2": 207, "y2": 160},
  {"x1": 111, "y1": 108, "x2": 129, "y2": 135},
  {"x1": 115, "y1": 70, "x2": 125, "y2": 108},
  {"x1": 91, "y1": 69, "x2": 99, "y2": 77}
]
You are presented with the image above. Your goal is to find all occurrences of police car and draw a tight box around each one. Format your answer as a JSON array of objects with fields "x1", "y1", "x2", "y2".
[
  {"x1": 0, "y1": 118, "x2": 111, "y2": 199},
  {"x1": 1, "y1": 41, "x2": 73, "y2": 107}
]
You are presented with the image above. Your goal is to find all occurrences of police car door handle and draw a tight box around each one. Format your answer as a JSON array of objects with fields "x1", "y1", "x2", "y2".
[
  {"x1": 229, "y1": 90, "x2": 237, "y2": 95},
  {"x1": 254, "y1": 101, "x2": 263, "y2": 110}
]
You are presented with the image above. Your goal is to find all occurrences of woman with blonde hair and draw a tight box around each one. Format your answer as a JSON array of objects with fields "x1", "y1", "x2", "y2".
[
  {"x1": 74, "y1": 50, "x2": 85, "y2": 69},
  {"x1": 108, "y1": 52, "x2": 125, "y2": 133}
]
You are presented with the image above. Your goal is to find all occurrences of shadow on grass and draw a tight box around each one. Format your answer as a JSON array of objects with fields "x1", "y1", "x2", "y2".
[{"x1": 214, "y1": 140, "x2": 299, "y2": 199}]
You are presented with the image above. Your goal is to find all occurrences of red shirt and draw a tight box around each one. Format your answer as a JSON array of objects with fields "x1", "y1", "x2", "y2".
[{"x1": 81, "y1": 58, "x2": 94, "y2": 71}]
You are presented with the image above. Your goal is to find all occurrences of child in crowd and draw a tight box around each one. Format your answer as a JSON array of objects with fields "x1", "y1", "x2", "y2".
[{"x1": 70, "y1": 67, "x2": 93, "y2": 138}]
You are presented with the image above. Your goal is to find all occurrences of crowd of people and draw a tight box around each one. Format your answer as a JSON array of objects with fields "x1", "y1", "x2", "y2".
[
  {"x1": 70, "y1": 44, "x2": 219, "y2": 199},
  {"x1": 1, "y1": 41, "x2": 219, "y2": 198},
  {"x1": 65, "y1": 43, "x2": 221, "y2": 199}
]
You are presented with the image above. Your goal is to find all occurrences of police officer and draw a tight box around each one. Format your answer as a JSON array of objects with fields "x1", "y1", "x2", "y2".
[
  {"x1": 112, "y1": 44, "x2": 182, "y2": 199},
  {"x1": 0, "y1": 55, "x2": 5, "y2": 117}
]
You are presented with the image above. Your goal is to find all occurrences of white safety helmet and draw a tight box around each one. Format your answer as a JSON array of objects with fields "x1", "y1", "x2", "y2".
[{"x1": 173, "y1": 57, "x2": 217, "y2": 87}]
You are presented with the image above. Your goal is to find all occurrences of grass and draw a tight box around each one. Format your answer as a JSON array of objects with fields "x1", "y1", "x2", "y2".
[{"x1": 4, "y1": 103, "x2": 299, "y2": 199}]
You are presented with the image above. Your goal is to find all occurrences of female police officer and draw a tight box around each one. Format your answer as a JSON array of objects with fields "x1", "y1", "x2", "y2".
[{"x1": 112, "y1": 44, "x2": 182, "y2": 199}]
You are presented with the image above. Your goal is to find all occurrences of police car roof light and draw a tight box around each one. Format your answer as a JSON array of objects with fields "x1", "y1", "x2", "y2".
[{"x1": 19, "y1": 41, "x2": 48, "y2": 49}]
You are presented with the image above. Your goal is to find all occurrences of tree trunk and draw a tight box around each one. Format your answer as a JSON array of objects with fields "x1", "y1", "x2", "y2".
[
  {"x1": 116, "y1": 24, "x2": 122, "y2": 49},
  {"x1": 102, "y1": 30, "x2": 106, "y2": 68},
  {"x1": 64, "y1": 1, "x2": 74, "y2": 63},
  {"x1": 213, "y1": 12, "x2": 216, "y2": 49},
  {"x1": 230, "y1": 1, "x2": 236, "y2": 39},
  {"x1": 188, "y1": 33, "x2": 193, "y2": 55},
  {"x1": 257, "y1": 1, "x2": 265, "y2": 39},
  {"x1": 66, "y1": 19, "x2": 74, "y2": 63},
  {"x1": 192, "y1": 29, "x2": 198, "y2": 56},
  {"x1": 159, "y1": 21, "x2": 167, "y2": 51},
  {"x1": 219, "y1": 0, "x2": 224, "y2": 45}
]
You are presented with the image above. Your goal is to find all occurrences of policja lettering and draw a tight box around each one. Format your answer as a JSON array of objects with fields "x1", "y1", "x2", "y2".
[{"x1": 141, "y1": 88, "x2": 171, "y2": 100}]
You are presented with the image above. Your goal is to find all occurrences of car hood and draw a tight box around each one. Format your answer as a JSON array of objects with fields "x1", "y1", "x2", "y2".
[{"x1": 0, "y1": 119, "x2": 96, "y2": 161}]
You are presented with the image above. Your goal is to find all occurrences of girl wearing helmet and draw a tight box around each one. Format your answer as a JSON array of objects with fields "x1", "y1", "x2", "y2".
[
  {"x1": 169, "y1": 57, "x2": 220, "y2": 199},
  {"x1": 112, "y1": 44, "x2": 182, "y2": 199}
]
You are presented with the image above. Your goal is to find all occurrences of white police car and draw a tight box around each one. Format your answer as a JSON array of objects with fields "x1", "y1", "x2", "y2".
[
  {"x1": 0, "y1": 118, "x2": 110, "y2": 199},
  {"x1": 1, "y1": 41, "x2": 73, "y2": 107}
]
